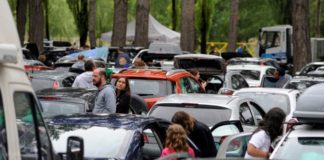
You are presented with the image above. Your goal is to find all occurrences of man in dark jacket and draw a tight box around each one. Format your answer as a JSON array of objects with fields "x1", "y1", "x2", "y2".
[{"x1": 171, "y1": 111, "x2": 217, "y2": 157}]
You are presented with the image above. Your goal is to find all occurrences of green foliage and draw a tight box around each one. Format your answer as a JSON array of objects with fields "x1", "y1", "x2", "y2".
[
  {"x1": 195, "y1": 0, "x2": 215, "y2": 42},
  {"x1": 150, "y1": 0, "x2": 173, "y2": 28}
]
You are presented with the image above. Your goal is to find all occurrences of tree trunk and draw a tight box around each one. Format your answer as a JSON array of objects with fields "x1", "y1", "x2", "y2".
[
  {"x1": 171, "y1": 0, "x2": 177, "y2": 31},
  {"x1": 111, "y1": 0, "x2": 128, "y2": 47},
  {"x1": 200, "y1": 0, "x2": 207, "y2": 54},
  {"x1": 44, "y1": 0, "x2": 50, "y2": 40},
  {"x1": 79, "y1": 0, "x2": 88, "y2": 47},
  {"x1": 16, "y1": 0, "x2": 28, "y2": 45},
  {"x1": 180, "y1": 0, "x2": 195, "y2": 52},
  {"x1": 134, "y1": 0, "x2": 149, "y2": 47},
  {"x1": 292, "y1": 0, "x2": 311, "y2": 73},
  {"x1": 89, "y1": 0, "x2": 96, "y2": 48},
  {"x1": 316, "y1": 0, "x2": 321, "y2": 37},
  {"x1": 29, "y1": 0, "x2": 44, "y2": 54},
  {"x1": 227, "y1": 0, "x2": 239, "y2": 52}
]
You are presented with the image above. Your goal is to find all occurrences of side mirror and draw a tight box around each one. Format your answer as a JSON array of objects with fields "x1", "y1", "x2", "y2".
[
  {"x1": 67, "y1": 136, "x2": 84, "y2": 160},
  {"x1": 0, "y1": 43, "x2": 18, "y2": 63}
]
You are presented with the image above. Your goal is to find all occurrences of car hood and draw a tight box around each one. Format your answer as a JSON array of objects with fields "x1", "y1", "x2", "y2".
[{"x1": 174, "y1": 54, "x2": 225, "y2": 75}]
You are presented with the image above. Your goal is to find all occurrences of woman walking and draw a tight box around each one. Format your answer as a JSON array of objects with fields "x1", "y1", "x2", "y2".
[{"x1": 114, "y1": 77, "x2": 131, "y2": 114}]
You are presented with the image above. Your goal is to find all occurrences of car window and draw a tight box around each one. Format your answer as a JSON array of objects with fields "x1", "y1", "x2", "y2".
[
  {"x1": 14, "y1": 92, "x2": 52, "y2": 159},
  {"x1": 236, "y1": 75, "x2": 249, "y2": 88},
  {"x1": 239, "y1": 103, "x2": 255, "y2": 126},
  {"x1": 187, "y1": 77, "x2": 202, "y2": 93},
  {"x1": 62, "y1": 76, "x2": 75, "y2": 87},
  {"x1": 224, "y1": 135, "x2": 250, "y2": 158},
  {"x1": 31, "y1": 78, "x2": 54, "y2": 91},
  {"x1": 231, "y1": 76, "x2": 240, "y2": 90},
  {"x1": 142, "y1": 128, "x2": 163, "y2": 159},
  {"x1": 249, "y1": 102, "x2": 265, "y2": 125},
  {"x1": 40, "y1": 100, "x2": 85, "y2": 118},
  {"x1": 180, "y1": 78, "x2": 192, "y2": 93},
  {"x1": 128, "y1": 79, "x2": 172, "y2": 97},
  {"x1": 0, "y1": 92, "x2": 7, "y2": 159}
]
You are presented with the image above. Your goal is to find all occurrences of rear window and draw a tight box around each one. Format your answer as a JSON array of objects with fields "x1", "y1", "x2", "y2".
[
  {"x1": 40, "y1": 100, "x2": 84, "y2": 118},
  {"x1": 285, "y1": 81, "x2": 323, "y2": 91},
  {"x1": 149, "y1": 106, "x2": 231, "y2": 126},
  {"x1": 176, "y1": 59, "x2": 223, "y2": 71},
  {"x1": 112, "y1": 78, "x2": 172, "y2": 97},
  {"x1": 237, "y1": 70, "x2": 261, "y2": 80},
  {"x1": 31, "y1": 78, "x2": 54, "y2": 91}
]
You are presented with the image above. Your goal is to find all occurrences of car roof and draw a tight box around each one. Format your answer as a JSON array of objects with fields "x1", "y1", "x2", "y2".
[
  {"x1": 306, "y1": 62, "x2": 324, "y2": 65},
  {"x1": 49, "y1": 113, "x2": 169, "y2": 130},
  {"x1": 154, "y1": 94, "x2": 240, "y2": 107},
  {"x1": 174, "y1": 54, "x2": 223, "y2": 60},
  {"x1": 112, "y1": 69, "x2": 191, "y2": 80},
  {"x1": 227, "y1": 64, "x2": 275, "y2": 70},
  {"x1": 30, "y1": 70, "x2": 78, "y2": 80},
  {"x1": 36, "y1": 88, "x2": 97, "y2": 99},
  {"x1": 234, "y1": 88, "x2": 298, "y2": 95},
  {"x1": 287, "y1": 125, "x2": 324, "y2": 137},
  {"x1": 289, "y1": 76, "x2": 324, "y2": 81}
]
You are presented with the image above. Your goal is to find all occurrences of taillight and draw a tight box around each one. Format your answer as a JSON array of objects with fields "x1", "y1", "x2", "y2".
[
  {"x1": 53, "y1": 81, "x2": 59, "y2": 89},
  {"x1": 40, "y1": 96, "x2": 60, "y2": 101},
  {"x1": 143, "y1": 133, "x2": 149, "y2": 143}
]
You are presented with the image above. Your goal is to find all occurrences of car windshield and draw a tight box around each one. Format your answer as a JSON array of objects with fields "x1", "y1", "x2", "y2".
[
  {"x1": 236, "y1": 70, "x2": 261, "y2": 80},
  {"x1": 235, "y1": 92, "x2": 290, "y2": 114},
  {"x1": 285, "y1": 81, "x2": 323, "y2": 92},
  {"x1": 272, "y1": 137, "x2": 324, "y2": 160},
  {"x1": 40, "y1": 100, "x2": 84, "y2": 117},
  {"x1": 31, "y1": 78, "x2": 54, "y2": 91},
  {"x1": 228, "y1": 60, "x2": 261, "y2": 66},
  {"x1": 149, "y1": 105, "x2": 231, "y2": 126},
  {"x1": 49, "y1": 124, "x2": 134, "y2": 159},
  {"x1": 300, "y1": 64, "x2": 324, "y2": 75},
  {"x1": 113, "y1": 78, "x2": 173, "y2": 97}
]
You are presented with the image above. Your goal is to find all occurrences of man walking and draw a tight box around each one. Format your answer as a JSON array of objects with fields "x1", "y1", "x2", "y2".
[
  {"x1": 72, "y1": 60, "x2": 96, "y2": 88},
  {"x1": 92, "y1": 68, "x2": 116, "y2": 113}
]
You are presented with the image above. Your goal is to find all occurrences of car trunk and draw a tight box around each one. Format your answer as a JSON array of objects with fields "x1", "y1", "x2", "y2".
[{"x1": 174, "y1": 54, "x2": 226, "y2": 76}]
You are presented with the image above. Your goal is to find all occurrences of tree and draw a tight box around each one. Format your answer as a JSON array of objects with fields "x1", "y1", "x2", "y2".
[
  {"x1": 196, "y1": 0, "x2": 213, "y2": 53},
  {"x1": 171, "y1": 0, "x2": 177, "y2": 30},
  {"x1": 315, "y1": 0, "x2": 321, "y2": 37},
  {"x1": 44, "y1": 0, "x2": 50, "y2": 40},
  {"x1": 292, "y1": 0, "x2": 311, "y2": 72},
  {"x1": 89, "y1": 0, "x2": 96, "y2": 48},
  {"x1": 227, "y1": 0, "x2": 239, "y2": 52},
  {"x1": 16, "y1": 0, "x2": 28, "y2": 44},
  {"x1": 180, "y1": 0, "x2": 195, "y2": 52},
  {"x1": 67, "y1": 0, "x2": 88, "y2": 47},
  {"x1": 134, "y1": 0, "x2": 149, "y2": 47},
  {"x1": 29, "y1": 0, "x2": 44, "y2": 54},
  {"x1": 111, "y1": 0, "x2": 128, "y2": 47},
  {"x1": 268, "y1": 0, "x2": 292, "y2": 24}
]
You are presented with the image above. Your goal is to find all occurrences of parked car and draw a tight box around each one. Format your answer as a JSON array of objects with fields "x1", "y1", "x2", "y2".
[
  {"x1": 112, "y1": 69, "x2": 205, "y2": 109},
  {"x1": 283, "y1": 76, "x2": 324, "y2": 92},
  {"x1": 48, "y1": 113, "x2": 171, "y2": 159},
  {"x1": 174, "y1": 54, "x2": 249, "y2": 94},
  {"x1": 227, "y1": 64, "x2": 276, "y2": 87},
  {"x1": 30, "y1": 70, "x2": 78, "y2": 91},
  {"x1": 54, "y1": 56, "x2": 106, "y2": 72},
  {"x1": 234, "y1": 88, "x2": 300, "y2": 121},
  {"x1": 270, "y1": 83, "x2": 324, "y2": 160},
  {"x1": 107, "y1": 46, "x2": 144, "y2": 67},
  {"x1": 295, "y1": 62, "x2": 324, "y2": 76},
  {"x1": 24, "y1": 59, "x2": 52, "y2": 72},
  {"x1": 148, "y1": 93, "x2": 266, "y2": 152}
]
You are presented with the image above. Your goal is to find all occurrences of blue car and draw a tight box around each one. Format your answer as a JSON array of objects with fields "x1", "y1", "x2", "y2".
[{"x1": 47, "y1": 113, "x2": 171, "y2": 159}]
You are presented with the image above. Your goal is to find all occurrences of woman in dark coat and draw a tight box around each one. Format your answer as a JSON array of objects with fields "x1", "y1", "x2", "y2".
[{"x1": 114, "y1": 77, "x2": 131, "y2": 113}]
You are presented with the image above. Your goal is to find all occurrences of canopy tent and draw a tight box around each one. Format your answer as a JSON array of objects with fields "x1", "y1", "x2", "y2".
[{"x1": 101, "y1": 15, "x2": 180, "y2": 44}]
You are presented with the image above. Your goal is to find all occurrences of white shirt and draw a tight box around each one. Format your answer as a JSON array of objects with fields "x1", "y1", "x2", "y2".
[{"x1": 244, "y1": 130, "x2": 271, "y2": 159}]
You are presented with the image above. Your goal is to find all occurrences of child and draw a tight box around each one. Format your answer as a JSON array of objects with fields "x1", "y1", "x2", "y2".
[{"x1": 160, "y1": 124, "x2": 195, "y2": 158}]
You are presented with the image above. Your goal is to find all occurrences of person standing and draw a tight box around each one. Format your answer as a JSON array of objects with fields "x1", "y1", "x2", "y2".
[
  {"x1": 171, "y1": 111, "x2": 217, "y2": 157},
  {"x1": 245, "y1": 107, "x2": 286, "y2": 159},
  {"x1": 274, "y1": 68, "x2": 292, "y2": 88},
  {"x1": 160, "y1": 124, "x2": 195, "y2": 158},
  {"x1": 72, "y1": 60, "x2": 96, "y2": 88},
  {"x1": 71, "y1": 54, "x2": 85, "y2": 71},
  {"x1": 92, "y1": 68, "x2": 116, "y2": 113},
  {"x1": 189, "y1": 69, "x2": 207, "y2": 90},
  {"x1": 115, "y1": 77, "x2": 131, "y2": 114}
]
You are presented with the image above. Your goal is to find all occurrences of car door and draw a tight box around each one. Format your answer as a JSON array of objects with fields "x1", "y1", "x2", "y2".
[
  {"x1": 210, "y1": 120, "x2": 244, "y2": 153},
  {"x1": 224, "y1": 71, "x2": 249, "y2": 90},
  {"x1": 216, "y1": 132, "x2": 252, "y2": 159}
]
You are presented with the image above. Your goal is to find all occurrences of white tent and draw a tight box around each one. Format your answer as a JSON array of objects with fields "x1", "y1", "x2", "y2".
[{"x1": 100, "y1": 15, "x2": 180, "y2": 44}]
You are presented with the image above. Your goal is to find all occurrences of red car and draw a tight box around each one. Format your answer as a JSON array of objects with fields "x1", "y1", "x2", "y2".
[{"x1": 112, "y1": 69, "x2": 205, "y2": 109}]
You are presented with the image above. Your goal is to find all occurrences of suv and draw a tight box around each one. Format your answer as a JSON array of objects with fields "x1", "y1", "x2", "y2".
[
  {"x1": 0, "y1": 1, "x2": 77, "y2": 159},
  {"x1": 112, "y1": 69, "x2": 205, "y2": 109}
]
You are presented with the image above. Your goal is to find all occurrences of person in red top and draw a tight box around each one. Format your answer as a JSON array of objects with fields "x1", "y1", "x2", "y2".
[{"x1": 160, "y1": 124, "x2": 195, "y2": 158}]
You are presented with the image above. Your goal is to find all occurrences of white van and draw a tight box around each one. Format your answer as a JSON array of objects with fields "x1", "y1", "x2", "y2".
[{"x1": 0, "y1": 1, "x2": 83, "y2": 159}]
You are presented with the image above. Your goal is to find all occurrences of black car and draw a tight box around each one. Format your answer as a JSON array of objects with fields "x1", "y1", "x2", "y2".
[
  {"x1": 37, "y1": 88, "x2": 148, "y2": 115},
  {"x1": 48, "y1": 113, "x2": 171, "y2": 159},
  {"x1": 36, "y1": 88, "x2": 97, "y2": 117},
  {"x1": 30, "y1": 70, "x2": 78, "y2": 91}
]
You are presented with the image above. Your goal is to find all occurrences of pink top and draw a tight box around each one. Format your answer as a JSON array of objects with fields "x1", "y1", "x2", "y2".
[{"x1": 160, "y1": 147, "x2": 195, "y2": 158}]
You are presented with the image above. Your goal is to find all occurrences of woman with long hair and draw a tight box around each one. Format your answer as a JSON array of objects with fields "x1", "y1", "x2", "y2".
[
  {"x1": 114, "y1": 77, "x2": 131, "y2": 114},
  {"x1": 160, "y1": 124, "x2": 195, "y2": 158},
  {"x1": 245, "y1": 107, "x2": 286, "y2": 159}
]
